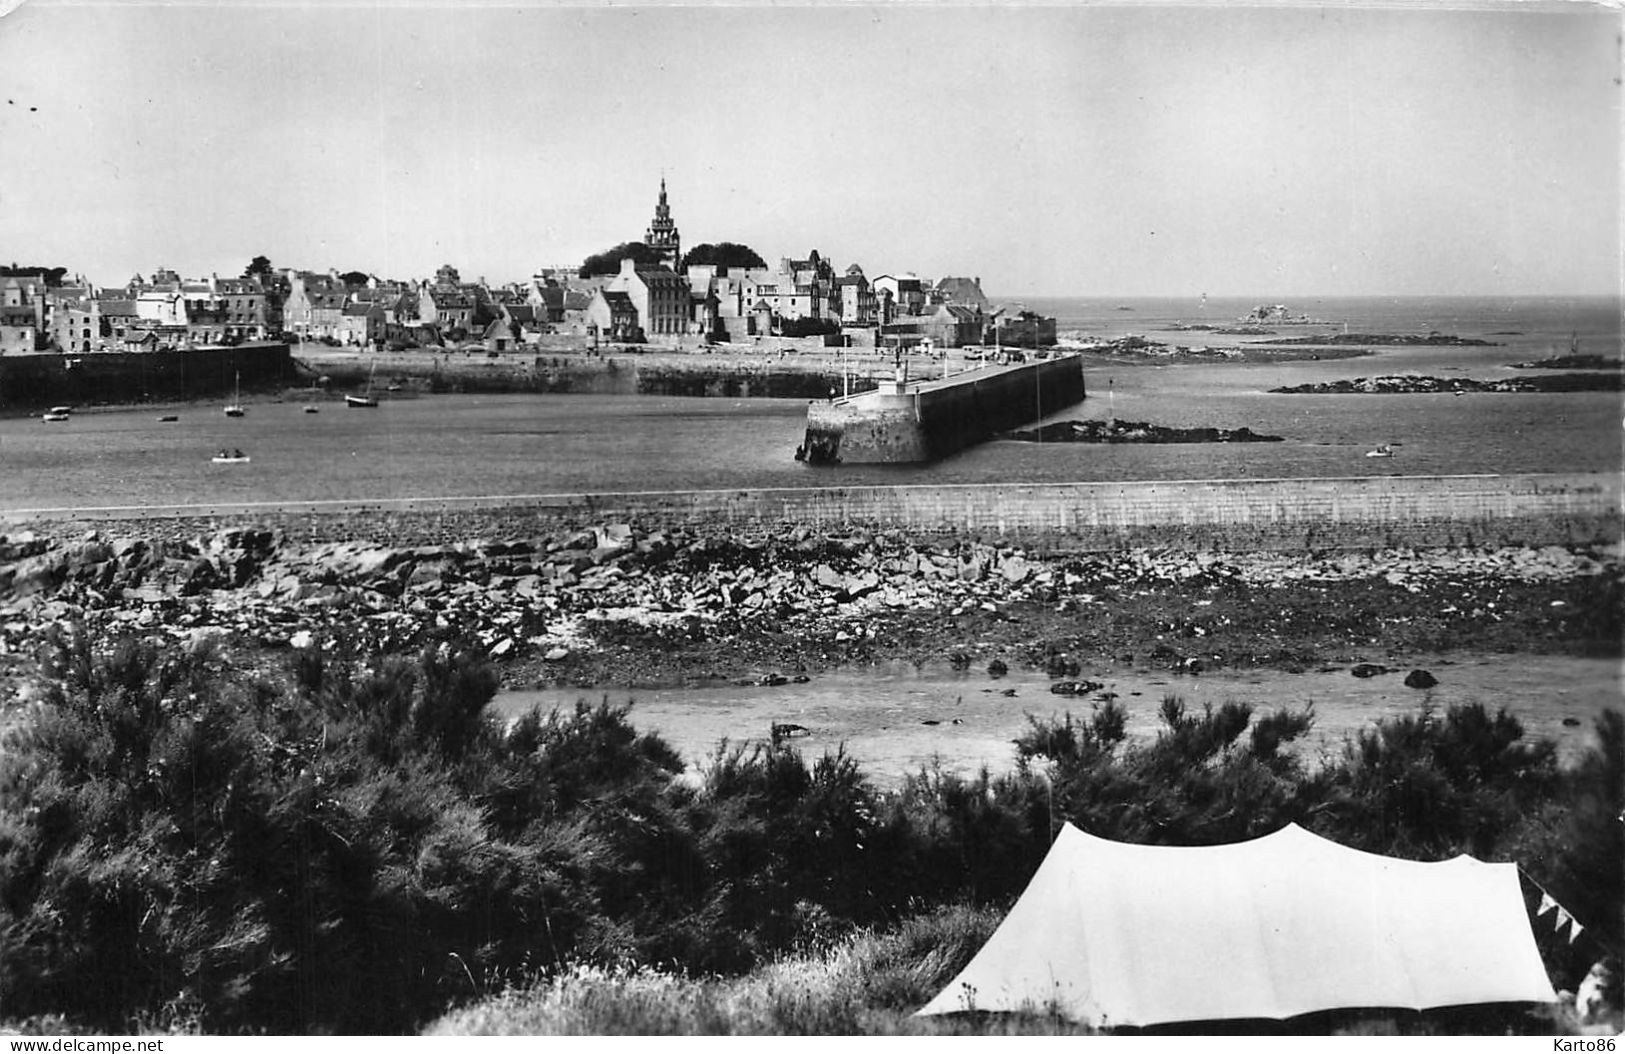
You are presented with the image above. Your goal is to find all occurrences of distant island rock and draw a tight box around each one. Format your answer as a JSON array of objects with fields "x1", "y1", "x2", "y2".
[
  {"x1": 1271, "y1": 373, "x2": 1622, "y2": 394},
  {"x1": 1004, "y1": 419, "x2": 1286, "y2": 444},
  {"x1": 1509, "y1": 354, "x2": 1617, "y2": 371},
  {"x1": 1251, "y1": 332, "x2": 1499, "y2": 347},
  {"x1": 1065, "y1": 335, "x2": 1368, "y2": 363},
  {"x1": 1169, "y1": 323, "x2": 1276, "y2": 335}
]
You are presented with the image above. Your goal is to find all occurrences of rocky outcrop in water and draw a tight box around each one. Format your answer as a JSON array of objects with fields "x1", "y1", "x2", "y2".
[
  {"x1": 1256, "y1": 333, "x2": 1498, "y2": 347},
  {"x1": 1510, "y1": 355, "x2": 1617, "y2": 371},
  {"x1": 1004, "y1": 419, "x2": 1284, "y2": 444},
  {"x1": 1272, "y1": 373, "x2": 1622, "y2": 394}
]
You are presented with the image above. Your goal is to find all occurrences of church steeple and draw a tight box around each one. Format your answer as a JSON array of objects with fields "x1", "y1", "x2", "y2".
[{"x1": 644, "y1": 177, "x2": 681, "y2": 269}]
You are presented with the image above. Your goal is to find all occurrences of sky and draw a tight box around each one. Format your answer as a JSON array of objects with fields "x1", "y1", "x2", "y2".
[{"x1": 0, "y1": 0, "x2": 1618, "y2": 298}]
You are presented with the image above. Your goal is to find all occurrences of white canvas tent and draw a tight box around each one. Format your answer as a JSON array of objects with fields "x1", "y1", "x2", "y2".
[{"x1": 917, "y1": 822, "x2": 1557, "y2": 1028}]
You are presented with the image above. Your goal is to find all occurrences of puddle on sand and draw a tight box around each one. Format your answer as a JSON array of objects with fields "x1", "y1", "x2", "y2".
[{"x1": 493, "y1": 655, "x2": 1621, "y2": 789}]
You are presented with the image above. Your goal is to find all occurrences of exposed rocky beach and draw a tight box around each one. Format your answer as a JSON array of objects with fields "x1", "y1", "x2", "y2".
[{"x1": 3, "y1": 515, "x2": 1618, "y2": 721}]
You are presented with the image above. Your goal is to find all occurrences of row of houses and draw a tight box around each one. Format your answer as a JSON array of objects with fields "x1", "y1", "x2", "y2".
[
  {"x1": 0, "y1": 182, "x2": 1053, "y2": 356},
  {"x1": 1, "y1": 267, "x2": 282, "y2": 356}
]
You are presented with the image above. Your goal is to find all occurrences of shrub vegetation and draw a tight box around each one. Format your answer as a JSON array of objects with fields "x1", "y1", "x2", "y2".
[{"x1": 0, "y1": 627, "x2": 1617, "y2": 1034}]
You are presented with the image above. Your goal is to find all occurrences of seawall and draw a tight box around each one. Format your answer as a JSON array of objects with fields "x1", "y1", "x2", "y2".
[
  {"x1": 0, "y1": 344, "x2": 294, "y2": 411},
  {"x1": 8, "y1": 473, "x2": 1617, "y2": 553},
  {"x1": 301, "y1": 353, "x2": 866, "y2": 400},
  {"x1": 803, "y1": 354, "x2": 1087, "y2": 463}
]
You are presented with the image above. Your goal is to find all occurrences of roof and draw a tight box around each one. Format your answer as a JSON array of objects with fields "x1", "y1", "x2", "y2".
[
  {"x1": 634, "y1": 267, "x2": 688, "y2": 287},
  {"x1": 917, "y1": 823, "x2": 1557, "y2": 1028},
  {"x1": 430, "y1": 290, "x2": 476, "y2": 309},
  {"x1": 341, "y1": 302, "x2": 376, "y2": 317},
  {"x1": 599, "y1": 290, "x2": 635, "y2": 308},
  {"x1": 97, "y1": 298, "x2": 138, "y2": 315},
  {"x1": 936, "y1": 276, "x2": 988, "y2": 304},
  {"x1": 0, "y1": 306, "x2": 36, "y2": 325}
]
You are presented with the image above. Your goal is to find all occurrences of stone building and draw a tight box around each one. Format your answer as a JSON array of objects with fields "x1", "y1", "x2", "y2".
[
  {"x1": 837, "y1": 265, "x2": 877, "y2": 325},
  {"x1": 586, "y1": 288, "x2": 640, "y2": 342},
  {"x1": 607, "y1": 257, "x2": 690, "y2": 338},
  {"x1": 0, "y1": 304, "x2": 40, "y2": 354}
]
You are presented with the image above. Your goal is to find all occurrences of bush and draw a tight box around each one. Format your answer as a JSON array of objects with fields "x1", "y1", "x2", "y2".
[
  {"x1": 0, "y1": 630, "x2": 618, "y2": 1032},
  {"x1": 3, "y1": 627, "x2": 1614, "y2": 1034},
  {"x1": 1308, "y1": 703, "x2": 1559, "y2": 858}
]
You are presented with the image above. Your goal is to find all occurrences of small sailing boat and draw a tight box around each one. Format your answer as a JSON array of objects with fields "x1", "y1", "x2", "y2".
[
  {"x1": 224, "y1": 371, "x2": 245, "y2": 417},
  {"x1": 346, "y1": 360, "x2": 379, "y2": 408},
  {"x1": 211, "y1": 447, "x2": 251, "y2": 465},
  {"x1": 1365, "y1": 443, "x2": 1395, "y2": 459},
  {"x1": 41, "y1": 411, "x2": 69, "y2": 422}
]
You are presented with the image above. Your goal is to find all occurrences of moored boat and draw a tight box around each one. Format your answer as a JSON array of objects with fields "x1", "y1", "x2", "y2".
[
  {"x1": 347, "y1": 360, "x2": 379, "y2": 407},
  {"x1": 224, "y1": 371, "x2": 246, "y2": 417}
]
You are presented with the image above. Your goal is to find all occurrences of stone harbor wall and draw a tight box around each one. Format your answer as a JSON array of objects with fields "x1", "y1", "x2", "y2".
[
  {"x1": 15, "y1": 473, "x2": 1611, "y2": 553},
  {"x1": 0, "y1": 344, "x2": 293, "y2": 411}
]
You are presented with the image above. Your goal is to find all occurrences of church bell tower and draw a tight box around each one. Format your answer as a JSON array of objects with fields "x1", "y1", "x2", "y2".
[{"x1": 644, "y1": 178, "x2": 681, "y2": 270}]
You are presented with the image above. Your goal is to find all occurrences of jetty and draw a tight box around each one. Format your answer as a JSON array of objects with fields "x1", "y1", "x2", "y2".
[{"x1": 798, "y1": 353, "x2": 1085, "y2": 464}]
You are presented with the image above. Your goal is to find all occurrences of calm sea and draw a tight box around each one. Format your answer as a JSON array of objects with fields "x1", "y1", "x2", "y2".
[{"x1": 1, "y1": 296, "x2": 1619, "y2": 512}]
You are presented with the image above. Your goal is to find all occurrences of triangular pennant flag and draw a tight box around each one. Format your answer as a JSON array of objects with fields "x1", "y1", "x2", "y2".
[
  {"x1": 1537, "y1": 892, "x2": 1558, "y2": 916},
  {"x1": 1568, "y1": 920, "x2": 1584, "y2": 944},
  {"x1": 1555, "y1": 906, "x2": 1574, "y2": 933}
]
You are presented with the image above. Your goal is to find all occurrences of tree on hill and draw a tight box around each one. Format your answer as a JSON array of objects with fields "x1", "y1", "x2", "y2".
[
  {"x1": 579, "y1": 241, "x2": 664, "y2": 278},
  {"x1": 683, "y1": 242, "x2": 767, "y2": 271},
  {"x1": 243, "y1": 256, "x2": 273, "y2": 279},
  {"x1": 339, "y1": 270, "x2": 371, "y2": 287}
]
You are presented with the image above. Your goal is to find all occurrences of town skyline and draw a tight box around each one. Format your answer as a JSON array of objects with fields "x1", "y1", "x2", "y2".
[{"x1": 0, "y1": 1, "x2": 1618, "y2": 299}]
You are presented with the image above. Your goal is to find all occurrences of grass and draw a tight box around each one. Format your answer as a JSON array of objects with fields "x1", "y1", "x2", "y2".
[
  {"x1": 424, "y1": 902, "x2": 1095, "y2": 1036},
  {"x1": 425, "y1": 899, "x2": 1606, "y2": 1037}
]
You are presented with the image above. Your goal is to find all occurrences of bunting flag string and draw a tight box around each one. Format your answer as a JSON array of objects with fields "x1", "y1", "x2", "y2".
[{"x1": 1519, "y1": 868, "x2": 1597, "y2": 948}]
